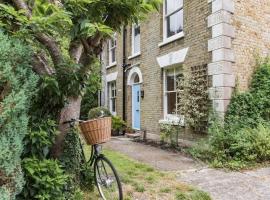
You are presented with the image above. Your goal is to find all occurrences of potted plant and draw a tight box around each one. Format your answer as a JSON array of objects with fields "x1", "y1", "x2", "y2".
[
  {"x1": 112, "y1": 116, "x2": 126, "y2": 136},
  {"x1": 88, "y1": 107, "x2": 112, "y2": 119}
]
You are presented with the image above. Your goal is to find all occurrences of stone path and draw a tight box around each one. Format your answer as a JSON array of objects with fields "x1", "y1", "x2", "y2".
[{"x1": 104, "y1": 137, "x2": 270, "y2": 200}]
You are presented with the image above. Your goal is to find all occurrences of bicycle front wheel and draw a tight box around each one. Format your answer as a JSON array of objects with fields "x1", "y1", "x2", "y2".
[{"x1": 94, "y1": 155, "x2": 123, "y2": 200}]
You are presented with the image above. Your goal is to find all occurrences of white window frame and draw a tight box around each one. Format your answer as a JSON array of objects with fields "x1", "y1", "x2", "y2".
[
  {"x1": 160, "y1": 0, "x2": 184, "y2": 46},
  {"x1": 131, "y1": 24, "x2": 141, "y2": 57},
  {"x1": 163, "y1": 67, "x2": 183, "y2": 123},
  {"x1": 108, "y1": 33, "x2": 117, "y2": 66},
  {"x1": 108, "y1": 81, "x2": 117, "y2": 116}
]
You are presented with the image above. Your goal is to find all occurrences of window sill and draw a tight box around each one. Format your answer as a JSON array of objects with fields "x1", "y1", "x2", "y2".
[
  {"x1": 128, "y1": 53, "x2": 141, "y2": 60},
  {"x1": 106, "y1": 62, "x2": 117, "y2": 69},
  {"x1": 158, "y1": 32, "x2": 185, "y2": 47},
  {"x1": 159, "y1": 115, "x2": 185, "y2": 126}
]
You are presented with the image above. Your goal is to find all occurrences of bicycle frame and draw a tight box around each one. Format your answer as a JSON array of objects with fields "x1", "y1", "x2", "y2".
[{"x1": 79, "y1": 137, "x2": 103, "y2": 167}]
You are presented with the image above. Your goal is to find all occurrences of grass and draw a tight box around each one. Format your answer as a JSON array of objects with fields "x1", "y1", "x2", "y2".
[{"x1": 83, "y1": 147, "x2": 211, "y2": 200}]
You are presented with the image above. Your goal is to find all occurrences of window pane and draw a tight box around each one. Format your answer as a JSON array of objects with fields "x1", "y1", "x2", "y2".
[
  {"x1": 167, "y1": 75, "x2": 175, "y2": 91},
  {"x1": 166, "y1": 0, "x2": 183, "y2": 15},
  {"x1": 134, "y1": 74, "x2": 140, "y2": 83},
  {"x1": 167, "y1": 92, "x2": 176, "y2": 114},
  {"x1": 167, "y1": 10, "x2": 183, "y2": 37},
  {"x1": 134, "y1": 25, "x2": 140, "y2": 36},
  {"x1": 111, "y1": 48, "x2": 116, "y2": 63},
  {"x1": 112, "y1": 98, "x2": 116, "y2": 112},
  {"x1": 133, "y1": 25, "x2": 140, "y2": 54}
]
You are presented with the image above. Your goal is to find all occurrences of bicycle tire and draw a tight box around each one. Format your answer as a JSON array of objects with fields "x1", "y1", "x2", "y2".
[{"x1": 94, "y1": 155, "x2": 123, "y2": 200}]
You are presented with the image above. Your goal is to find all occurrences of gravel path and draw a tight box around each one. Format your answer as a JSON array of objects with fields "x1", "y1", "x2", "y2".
[{"x1": 104, "y1": 137, "x2": 270, "y2": 200}]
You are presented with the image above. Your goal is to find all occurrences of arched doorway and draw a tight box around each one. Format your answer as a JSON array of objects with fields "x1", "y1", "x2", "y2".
[{"x1": 127, "y1": 67, "x2": 143, "y2": 130}]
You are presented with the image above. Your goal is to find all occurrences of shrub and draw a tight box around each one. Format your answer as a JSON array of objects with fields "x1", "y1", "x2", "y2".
[
  {"x1": 0, "y1": 32, "x2": 38, "y2": 199},
  {"x1": 191, "y1": 59, "x2": 270, "y2": 169},
  {"x1": 160, "y1": 124, "x2": 180, "y2": 147},
  {"x1": 88, "y1": 107, "x2": 112, "y2": 119},
  {"x1": 112, "y1": 116, "x2": 126, "y2": 133},
  {"x1": 19, "y1": 158, "x2": 68, "y2": 200},
  {"x1": 23, "y1": 120, "x2": 59, "y2": 159}
]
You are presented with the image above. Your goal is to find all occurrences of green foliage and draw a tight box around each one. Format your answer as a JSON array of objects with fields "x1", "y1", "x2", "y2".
[
  {"x1": 79, "y1": 163, "x2": 94, "y2": 192},
  {"x1": 80, "y1": 61, "x2": 102, "y2": 119},
  {"x1": 177, "y1": 73, "x2": 209, "y2": 133},
  {"x1": 175, "y1": 190, "x2": 211, "y2": 200},
  {"x1": 88, "y1": 106, "x2": 112, "y2": 119},
  {"x1": 19, "y1": 158, "x2": 69, "y2": 200},
  {"x1": 60, "y1": 128, "x2": 83, "y2": 181},
  {"x1": 23, "y1": 120, "x2": 59, "y2": 159},
  {"x1": 191, "y1": 60, "x2": 270, "y2": 169},
  {"x1": 160, "y1": 124, "x2": 180, "y2": 147},
  {"x1": 112, "y1": 116, "x2": 126, "y2": 132},
  {"x1": 60, "y1": 128, "x2": 94, "y2": 194},
  {"x1": 0, "y1": 187, "x2": 10, "y2": 200},
  {"x1": 0, "y1": 32, "x2": 38, "y2": 200}
]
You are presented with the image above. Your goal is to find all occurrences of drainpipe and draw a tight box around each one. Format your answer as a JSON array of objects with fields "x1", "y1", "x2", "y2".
[{"x1": 122, "y1": 26, "x2": 127, "y2": 122}]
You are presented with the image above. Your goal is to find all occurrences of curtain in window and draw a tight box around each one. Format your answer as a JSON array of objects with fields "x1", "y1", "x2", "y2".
[{"x1": 165, "y1": 0, "x2": 183, "y2": 37}]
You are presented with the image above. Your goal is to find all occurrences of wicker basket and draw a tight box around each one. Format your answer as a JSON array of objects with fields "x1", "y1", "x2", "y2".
[{"x1": 79, "y1": 117, "x2": 111, "y2": 145}]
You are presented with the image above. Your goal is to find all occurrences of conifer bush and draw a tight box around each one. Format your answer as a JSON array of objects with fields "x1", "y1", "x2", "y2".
[{"x1": 0, "y1": 32, "x2": 38, "y2": 199}]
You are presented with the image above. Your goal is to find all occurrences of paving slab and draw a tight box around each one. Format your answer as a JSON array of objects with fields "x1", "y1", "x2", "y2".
[{"x1": 105, "y1": 137, "x2": 270, "y2": 200}]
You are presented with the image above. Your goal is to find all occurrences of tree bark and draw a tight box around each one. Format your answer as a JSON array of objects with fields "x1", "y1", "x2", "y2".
[
  {"x1": 51, "y1": 96, "x2": 82, "y2": 158},
  {"x1": 50, "y1": 41, "x2": 85, "y2": 158}
]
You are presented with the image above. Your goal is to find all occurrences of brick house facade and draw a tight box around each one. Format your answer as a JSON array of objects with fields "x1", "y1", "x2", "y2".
[{"x1": 101, "y1": 0, "x2": 270, "y2": 137}]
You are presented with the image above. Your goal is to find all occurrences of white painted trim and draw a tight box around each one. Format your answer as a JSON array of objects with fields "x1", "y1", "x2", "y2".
[
  {"x1": 108, "y1": 81, "x2": 117, "y2": 116},
  {"x1": 106, "y1": 72, "x2": 118, "y2": 82},
  {"x1": 128, "y1": 52, "x2": 141, "y2": 60},
  {"x1": 157, "y1": 47, "x2": 189, "y2": 68},
  {"x1": 159, "y1": 116, "x2": 185, "y2": 126},
  {"x1": 106, "y1": 62, "x2": 117, "y2": 69},
  {"x1": 162, "y1": 0, "x2": 184, "y2": 44},
  {"x1": 127, "y1": 66, "x2": 143, "y2": 85},
  {"x1": 162, "y1": 67, "x2": 183, "y2": 121},
  {"x1": 108, "y1": 33, "x2": 117, "y2": 65},
  {"x1": 131, "y1": 24, "x2": 141, "y2": 56},
  {"x1": 158, "y1": 32, "x2": 185, "y2": 47},
  {"x1": 163, "y1": 70, "x2": 167, "y2": 120}
]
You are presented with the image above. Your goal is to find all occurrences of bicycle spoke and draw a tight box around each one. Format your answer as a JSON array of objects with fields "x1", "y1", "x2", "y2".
[{"x1": 95, "y1": 156, "x2": 122, "y2": 200}]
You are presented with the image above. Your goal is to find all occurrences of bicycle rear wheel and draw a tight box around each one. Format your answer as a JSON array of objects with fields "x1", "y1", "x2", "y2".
[{"x1": 94, "y1": 155, "x2": 123, "y2": 200}]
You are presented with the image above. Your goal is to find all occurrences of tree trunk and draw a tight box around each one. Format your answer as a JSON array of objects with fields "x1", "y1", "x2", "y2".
[{"x1": 51, "y1": 96, "x2": 82, "y2": 158}]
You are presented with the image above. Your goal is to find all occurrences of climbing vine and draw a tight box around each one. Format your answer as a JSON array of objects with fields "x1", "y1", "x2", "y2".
[{"x1": 177, "y1": 65, "x2": 209, "y2": 133}]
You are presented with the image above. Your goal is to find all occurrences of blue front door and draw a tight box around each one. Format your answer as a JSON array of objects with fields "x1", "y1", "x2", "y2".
[{"x1": 132, "y1": 84, "x2": 141, "y2": 130}]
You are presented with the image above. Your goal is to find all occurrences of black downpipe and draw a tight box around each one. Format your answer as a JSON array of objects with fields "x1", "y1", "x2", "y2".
[{"x1": 122, "y1": 26, "x2": 127, "y2": 122}]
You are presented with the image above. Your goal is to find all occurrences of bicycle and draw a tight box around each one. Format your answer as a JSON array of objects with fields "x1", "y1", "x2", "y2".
[{"x1": 63, "y1": 118, "x2": 123, "y2": 200}]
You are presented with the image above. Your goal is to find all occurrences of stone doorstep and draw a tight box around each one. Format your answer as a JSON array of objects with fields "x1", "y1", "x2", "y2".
[{"x1": 125, "y1": 132, "x2": 141, "y2": 138}]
